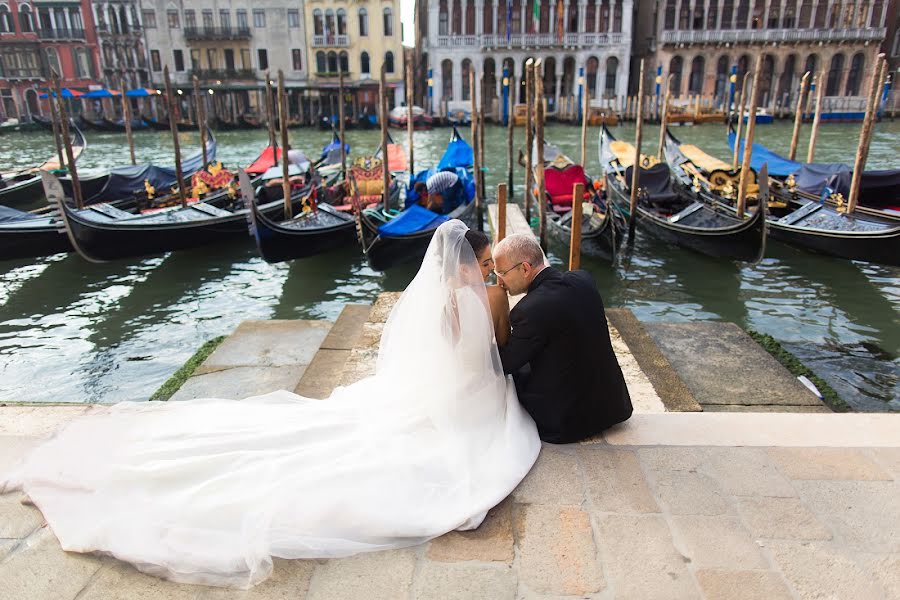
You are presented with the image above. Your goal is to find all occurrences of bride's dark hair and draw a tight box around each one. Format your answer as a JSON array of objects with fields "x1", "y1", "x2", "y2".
[{"x1": 464, "y1": 230, "x2": 490, "y2": 255}]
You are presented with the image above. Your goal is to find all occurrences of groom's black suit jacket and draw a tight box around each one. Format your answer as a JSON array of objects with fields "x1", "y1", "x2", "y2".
[{"x1": 499, "y1": 268, "x2": 632, "y2": 443}]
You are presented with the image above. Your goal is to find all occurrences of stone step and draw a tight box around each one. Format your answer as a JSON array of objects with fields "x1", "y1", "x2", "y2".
[
  {"x1": 293, "y1": 304, "x2": 372, "y2": 399},
  {"x1": 169, "y1": 319, "x2": 332, "y2": 402}
]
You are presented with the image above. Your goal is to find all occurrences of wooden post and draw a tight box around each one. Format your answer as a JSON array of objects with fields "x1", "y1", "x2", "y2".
[
  {"x1": 278, "y1": 70, "x2": 292, "y2": 221},
  {"x1": 524, "y1": 58, "x2": 534, "y2": 222},
  {"x1": 380, "y1": 62, "x2": 390, "y2": 213},
  {"x1": 470, "y1": 68, "x2": 483, "y2": 231},
  {"x1": 568, "y1": 182, "x2": 584, "y2": 270},
  {"x1": 657, "y1": 74, "x2": 673, "y2": 160},
  {"x1": 732, "y1": 71, "x2": 751, "y2": 170},
  {"x1": 119, "y1": 85, "x2": 136, "y2": 166},
  {"x1": 788, "y1": 71, "x2": 810, "y2": 161},
  {"x1": 580, "y1": 90, "x2": 590, "y2": 166},
  {"x1": 406, "y1": 51, "x2": 415, "y2": 176},
  {"x1": 162, "y1": 66, "x2": 187, "y2": 209},
  {"x1": 628, "y1": 59, "x2": 645, "y2": 240},
  {"x1": 507, "y1": 75, "x2": 514, "y2": 200},
  {"x1": 47, "y1": 76, "x2": 65, "y2": 169},
  {"x1": 535, "y1": 59, "x2": 547, "y2": 249},
  {"x1": 339, "y1": 67, "x2": 347, "y2": 175},
  {"x1": 497, "y1": 183, "x2": 507, "y2": 243},
  {"x1": 807, "y1": 68, "x2": 826, "y2": 162},
  {"x1": 264, "y1": 71, "x2": 277, "y2": 154},
  {"x1": 51, "y1": 74, "x2": 82, "y2": 209},
  {"x1": 848, "y1": 55, "x2": 887, "y2": 214},
  {"x1": 192, "y1": 76, "x2": 208, "y2": 168},
  {"x1": 479, "y1": 72, "x2": 486, "y2": 201},
  {"x1": 737, "y1": 55, "x2": 763, "y2": 219}
]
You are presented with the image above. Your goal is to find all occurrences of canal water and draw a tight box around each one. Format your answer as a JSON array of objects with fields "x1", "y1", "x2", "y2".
[{"x1": 0, "y1": 121, "x2": 897, "y2": 410}]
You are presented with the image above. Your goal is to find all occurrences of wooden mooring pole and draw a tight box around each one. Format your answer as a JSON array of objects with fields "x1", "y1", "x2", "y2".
[
  {"x1": 807, "y1": 69, "x2": 826, "y2": 163},
  {"x1": 788, "y1": 72, "x2": 810, "y2": 161},
  {"x1": 277, "y1": 70, "x2": 292, "y2": 220},
  {"x1": 524, "y1": 58, "x2": 534, "y2": 223},
  {"x1": 406, "y1": 52, "x2": 415, "y2": 176},
  {"x1": 380, "y1": 62, "x2": 390, "y2": 213},
  {"x1": 569, "y1": 182, "x2": 584, "y2": 270},
  {"x1": 737, "y1": 55, "x2": 763, "y2": 219},
  {"x1": 162, "y1": 66, "x2": 187, "y2": 209},
  {"x1": 497, "y1": 183, "x2": 507, "y2": 243},
  {"x1": 507, "y1": 75, "x2": 514, "y2": 200},
  {"x1": 732, "y1": 71, "x2": 751, "y2": 171},
  {"x1": 847, "y1": 54, "x2": 887, "y2": 214},
  {"x1": 534, "y1": 59, "x2": 547, "y2": 250},
  {"x1": 628, "y1": 59, "x2": 645, "y2": 240},
  {"x1": 52, "y1": 72, "x2": 82, "y2": 208},
  {"x1": 657, "y1": 74, "x2": 673, "y2": 161}
]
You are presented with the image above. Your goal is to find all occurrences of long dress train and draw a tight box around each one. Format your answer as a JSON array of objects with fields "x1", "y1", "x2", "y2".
[{"x1": 1, "y1": 220, "x2": 541, "y2": 588}]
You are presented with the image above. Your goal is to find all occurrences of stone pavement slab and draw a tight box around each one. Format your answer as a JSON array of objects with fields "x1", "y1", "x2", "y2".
[
  {"x1": 694, "y1": 570, "x2": 794, "y2": 600},
  {"x1": 170, "y1": 366, "x2": 309, "y2": 402},
  {"x1": 643, "y1": 322, "x2": 827, "y2": 410},
  {"x1": 195, "y1": 320, "x2": 331, "y2": 374}
]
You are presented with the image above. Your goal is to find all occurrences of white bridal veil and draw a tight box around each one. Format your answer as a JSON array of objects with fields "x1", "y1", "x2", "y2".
[{"x1": 2, "y1": 220, "x2": 540, "y2": 588}]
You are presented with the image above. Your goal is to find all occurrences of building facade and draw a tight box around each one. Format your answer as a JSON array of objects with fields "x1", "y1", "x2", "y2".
[
  {"x1": 92, "y1": 0, "x2": 150, "y2": 90},
  {"x1": 140, "y1": 0, "x2": 311, "y2": 120},
  {"x1": 304, "y1": 0, "x2": 405, "y2": 120},
  {"x1": 421, "y1": 0, "x2": 634, "y2": 118},
  {"x1": 651, "y1": 0, "x2": 888, "y2": 109},
  {"x1": 0, "y1": 0, "x2": 101, "y2": 120}
]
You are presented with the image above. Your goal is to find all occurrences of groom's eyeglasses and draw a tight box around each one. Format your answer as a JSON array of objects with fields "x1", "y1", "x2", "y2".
[{"x1": 495, "y1": 262, "x2": 524, "y2": 278}]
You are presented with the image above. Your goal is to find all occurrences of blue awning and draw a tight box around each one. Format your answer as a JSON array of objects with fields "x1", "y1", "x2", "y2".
[{"x1": 726, "y1": 131, "x2": 801, "y2": 178}]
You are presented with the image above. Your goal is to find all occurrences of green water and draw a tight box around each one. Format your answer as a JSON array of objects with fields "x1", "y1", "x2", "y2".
[{"x1": 0, "y1": 121, "x2": 897, "y2": 410}]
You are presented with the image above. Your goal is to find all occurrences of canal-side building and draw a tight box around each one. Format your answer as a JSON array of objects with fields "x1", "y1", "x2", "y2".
[
  {"x1": 648, "y1": 0, "x2": 888, "y2": 110},
  {"x1": 92, "y1": 0, "x2": 150, "y2": 90},
  {"x1": 303, "y1": 0, "x2": 406, "y2": 121},
  {"x1": 421, "y1": 0, "x2": 634, "y2": 119},
  {"x1": 0, "y1": 0, "x2": 102, "y2": 121},
  {"x1": 139, "y1": 0, "x2": 311, "y2": 120}
]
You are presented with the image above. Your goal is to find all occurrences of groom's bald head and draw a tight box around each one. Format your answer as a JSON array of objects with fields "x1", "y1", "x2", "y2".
[{"x1": 492, "y1": 234, "x2": 546, "y2": 295}]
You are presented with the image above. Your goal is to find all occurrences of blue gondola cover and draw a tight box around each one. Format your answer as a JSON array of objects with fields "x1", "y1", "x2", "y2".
[{"x1": 377, "y1": 204, "x2": 448, "y2": 236}]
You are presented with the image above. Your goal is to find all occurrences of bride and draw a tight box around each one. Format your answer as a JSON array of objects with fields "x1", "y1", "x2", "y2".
[{"x1": 1, "y1": 220, "x2": 541, "y2": 589}]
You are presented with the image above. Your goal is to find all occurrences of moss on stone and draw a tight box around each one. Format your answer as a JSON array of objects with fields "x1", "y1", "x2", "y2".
[
  {"x1": 149, "y1": 335, "x2": 227, "y2": 402},
  {"x1": 746, "y1": 330, "x2": 851, "y2": 413}
]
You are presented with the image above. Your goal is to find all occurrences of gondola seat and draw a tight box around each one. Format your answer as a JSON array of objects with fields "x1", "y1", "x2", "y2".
[
  {"x1": 625, "y1": 164, "x2": 681, "y2": 209},
  {"x1": 544, "y1": 163, "x2": 592, "y2": 212},
  {"x1": 348, "y1": 157, "x2": 388, "y2": 209}
]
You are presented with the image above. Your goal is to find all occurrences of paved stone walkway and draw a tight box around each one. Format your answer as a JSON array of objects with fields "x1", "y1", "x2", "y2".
[{"x1": 1, "y1": 297, "x2": 897, "y2": 599}]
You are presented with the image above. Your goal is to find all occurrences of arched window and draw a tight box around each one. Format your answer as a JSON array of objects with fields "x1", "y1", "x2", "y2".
[
  {"x1": 383, "y1": 7, "x2": 393, "y2": 36},
  {"x1": 670, "y1": 56, "x2": 684, "y2": 96},
  {"x1": 814, "y1": 0, "x2": 827, "y2": 27},
  {"x1": 721, "y1": 0, "x2": 734, "y2": 27},
  {"x1": 316, "y1": 51, "x2": 326, "y2": 73},
  {"x1": 325, "y1": 9, "x2": 335, "y2": 40},
  {"x1": 0, "y1": 6, "x2": 12, "y2": 33},
  {"x1": 605, "y1": 56, "x2": 618, "y2": 96},
  {"x1": 678, "y1": 1, "x2": 690, "y2": 28},
  {"x1": 327, "y1": 51, "x2": 338, "y2": 73},
  {"x1": 613, "y1": 0, "x2": 622, "y2": 31},
  {"x1": 735, "y1": 0, "x2": 749, "y2": 27},
  {"x1": 845, "y1": 52, "x2": 864, "y2": 96},
  {"x1": 44, "y1": 48, "x2": 60, "y2": 78},
  {"x1": 586, "y1": 56, "x2": 599, "y2": 96},
  {"x1": 805, "y1": 54, "x2": 818, "y2": 77},
  {"x1": 798, "y1": 0, "x2": 812, "y2": 26},
  {"x1": 119, "y1": 5, "x2": 129, "y2": 33},
  {"x1": 483, "y1": 0, "x2": 493, "y2": 34},
  {"x1": 361, "y1": 51, "x2": 370, "y2": 75},
  {"x1": 778, "y1": 54, "x2": 797, "y2": 104},
  {"x1": 339, "y1": 51, "x2": 349, "y2": 73},
  {"x1": 452, "y1": 0, "x2": 461, "y2": 34},
  {"x1": 358, "y1": 8, "x2": 368, "y2": 36},
  {"x1": 19, "y1": 5, "x2": 32, "y2": 32},
  {"x1": 567, "y1": 0, "x2": 578, "y2": 31},
  {"x1": 688, "y1": 56, "x2": 705, "y2": 94},
  {"x1": 759, "y1": 54, "x2": 775, "y2": 105},
  {"x1": 870, "y1": 0, "x2": 885, "y2": 27},
  {"x1": 715, "y1": 55, "x2": 729, "y2": 101},
  {"x1": 439, "y1": 0, "x2": 448, "y2": 35},
  {"x1": 826, "y1": 53, "x2": 844, "y2": 96},
  {"x1": 442, "y1": 59, "x2": 453, "y2": 100},
  {"x1": 337, "y1": 9, "x2": 347, "y2": 35},
  {"x1": 385, "y1": 50, "x2": 394, "y2": 73},
  {"x1": 782, "y1": 0, "x2": 796, "y2": 27},
  {"x1": 109, "y1": 6, "x2": 119, "y2": 33},
  {"x1": 461, "y1": 59, "x2": 472, "y2": 100},
  {"x1": 313, "y1": 9, "x2": 323, "y2": 36},
  {"x1": 693, "y1": 2, "x2": 704, "y2": 28},
  {"x1": 465, "y1": 0, "x2": 475, "y2": 34}
]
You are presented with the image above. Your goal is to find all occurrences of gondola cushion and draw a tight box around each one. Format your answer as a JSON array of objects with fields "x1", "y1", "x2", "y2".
[{"x1": 545, "y1": 164, "x2": 590, "y2": 208}]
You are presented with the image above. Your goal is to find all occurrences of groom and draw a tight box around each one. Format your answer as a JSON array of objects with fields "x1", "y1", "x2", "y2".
[{"x1": 493, "y1": 234, "x2": 632, "y2": 443}]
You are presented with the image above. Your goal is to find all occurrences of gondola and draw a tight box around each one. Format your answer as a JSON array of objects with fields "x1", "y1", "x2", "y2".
[
  {"x1": 664, "y1": 128, "x2": 900, "y2": 266},
  {"x1": 0, "y1": 136, "x2": 257, "y2": 262},
  {"x1": 60, "y1": 128, "x2": 217, "y2": 206},
  {"x1": 388, "y1": 105, "x2": 433, "y2": 130},
  {"x1": 48, "y1": 150, "x2": 301, "y2": 262},
  {"x1": 240, "y1": 114, "x2": 262, "y2": 129},
  {"x1": 0, "y1": 124, "x2": 86, "y2": 209},
  {"x1": 76, "y1": 115, "x2": 106, "y2": 131},
  {"x1": 601, "y1": 126, "x2": 765, "y2": 262},
  {"x1": 359, "y1": 128, "x2": 474, "y2": 270},
  {"x1": 533, "y1": 137, "x2": 626, "y2": 262},
  {"x1": 726, "y1": 124, "x2": 900, "y2": 219},
  {"x1": 101, "y1": 116, "x2": 149, "y2": 131},
  {"x1": 147, "y1": 117, "x2": 198, "y2": 132}
]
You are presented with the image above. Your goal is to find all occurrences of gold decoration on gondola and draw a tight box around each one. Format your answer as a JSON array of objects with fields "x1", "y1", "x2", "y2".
[
  {"x1": 227, "y1": 181, "x2": 238, "y2": 199},
  {"x1": 830, "y1": 191, "x2": 847, "y2": 213},
  {"x1": 144, "y1": 179, "x2": 156, "y2": 199},
  {"x1": 691, "y1": 173, "x2": 702, "y2": 193},
  {"x1": 720, "y1": 178, "x2": 736, "y2": 199},
  {"x1": 639, "y1": 154, "x2": 659, "y2": 168},
  {"x1": 708, "y1": 169, "x2": 734, "y2": 191},
  {"x1": 549, "y1": 155, "x2": 570, "y2": 170},
  {"x1": 785, "y1": 173, "x2": 797, "y2": 192}
]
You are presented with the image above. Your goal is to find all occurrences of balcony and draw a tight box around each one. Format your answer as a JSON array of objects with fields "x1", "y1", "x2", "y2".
[
  {"x1": 316, "y1": 70, "x2": 353, "y2": 78},
  {"x1": 188, "y1": 68, "x2": 256, "y2": 81},
  {"x1": 0, "y1": 68, "x2": 43, "y2": 80},
  {"x1": 184, "y1": 26, "x2": 251, "y2": 42},
  {"x1": 433, "y1": 32, "x2": 625, "y2": 49},
  {"x1": 312, "y1": 34, "x2": 349, "y2": 47},
  {"x1": 659, "y1": 27, "x2": 887, "y2": 45},
  {"x1": 37, "y1": 27, "x2": 86, "y2": 40}
]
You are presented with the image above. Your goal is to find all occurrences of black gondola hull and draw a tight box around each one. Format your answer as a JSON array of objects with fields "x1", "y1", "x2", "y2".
[
  {"x1": 0, "y1": 176, "x2": 42, "y2": 208},
  {"x1": 251, "y1": 205, "x2": 358, "y2": 263},
  {"x1": 546, "y1": 209, "x2": 623, "y2": 261},
  {"x1": 0, "y1": 223, "x2": 71, "y2": 261}
]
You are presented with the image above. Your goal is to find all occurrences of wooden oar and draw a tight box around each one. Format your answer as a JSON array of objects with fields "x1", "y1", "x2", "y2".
[{"x1": 162, "y1": 66, "x2": 187, "y2": 209}]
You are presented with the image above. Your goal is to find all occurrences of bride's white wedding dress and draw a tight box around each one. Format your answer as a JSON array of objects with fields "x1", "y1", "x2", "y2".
[{"x1": 1, "y1": 220, "x2": 541, "y2": 588}]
